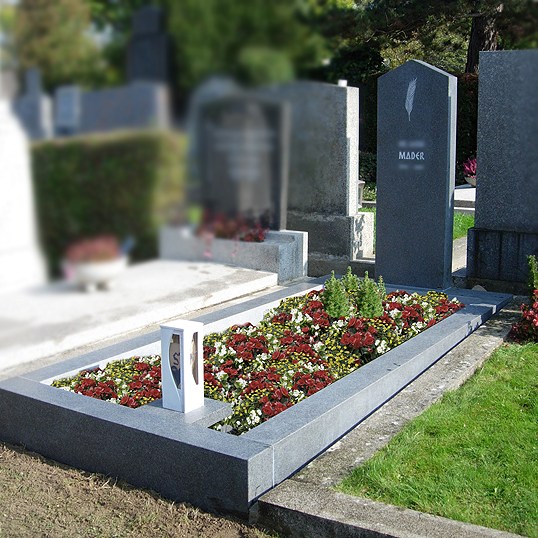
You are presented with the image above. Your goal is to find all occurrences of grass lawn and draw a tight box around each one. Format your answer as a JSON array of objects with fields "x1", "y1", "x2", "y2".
[
  {"x1": 337, "y1": 342, "x2": 538, "y2": 537},
  {"x1": 359, "y1": 208, "x2": 474, "y2": 242},
  {"x1": 453, "y1": 211, "x2": 475, "y2": 240}
]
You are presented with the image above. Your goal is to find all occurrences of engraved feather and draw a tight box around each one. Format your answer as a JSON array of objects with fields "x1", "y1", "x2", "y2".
[{"x1": 405, "y1": 78, "x2": 417, "y2": 122}]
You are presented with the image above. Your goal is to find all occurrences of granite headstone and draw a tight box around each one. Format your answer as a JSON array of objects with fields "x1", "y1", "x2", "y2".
[
  {"x1": 79, "y1": 82, "x2": 170, "y2": 134},
  {"x1": 376, "y1": 60, "x2": 457, "y2": 289},
  {"x1": 467, "y1": 50, "x2": 538, "y2": 285},
  {"x1": 14, "y1": 69, "x2": 53, "y2": 140},
  {"x1": 54, "y1": 85, "x2": 81, "y2": 136},
  {"x1": 257, "y1": 81, "x2": 365, "y2": 265},
  {"x1": 127, "y1": 5, "x2": 171, "y2": 83},
  {"x1": 187, "y1": 77, "x2": 241, "y2": 185},
  {"x1": 197, "y1": 95, "x2": 290, "y2": 230}
]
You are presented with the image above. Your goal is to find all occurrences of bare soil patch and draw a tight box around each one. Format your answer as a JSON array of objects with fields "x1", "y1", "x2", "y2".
[{"x1": 0, "y1": 443, "x2": 274, "y2": 538}]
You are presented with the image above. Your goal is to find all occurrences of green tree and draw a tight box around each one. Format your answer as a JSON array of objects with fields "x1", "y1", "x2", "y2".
[
  {"x1": 322, "y1": 271, "x2": 351, "y2": 319},
  {"x1": 84, "y1": 0, "x2": 155, "y2": 85},
  {"x1": 162, "y1": 0, "x2": 327, "y2": 93},
  {"x1": 321, "y1": 0, "x2": 538, "y2": 77},
  {"x1": 0, "y1": 3, "x2": 16, "y2": 71},
  {"x1": 14, "y1": 0, "x2": 102, "y2": 90},
  {"x1": 356, "y1": 272, "x2": 384, "y2": 319}
]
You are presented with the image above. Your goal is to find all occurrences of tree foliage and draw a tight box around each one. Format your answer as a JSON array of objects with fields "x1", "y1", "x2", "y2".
[
  {"x1": 161, "y1": 0, "x2": 328, "y2": 92},
  {"x1": 0, "y1": 3, "x2": 16, "y2": 70},
  {"x1": 319, "y1": 0, "x2": 538, "y2": 78},
  {"x1": 14, "y1": 0, "x2": 102, "y2": 90}
]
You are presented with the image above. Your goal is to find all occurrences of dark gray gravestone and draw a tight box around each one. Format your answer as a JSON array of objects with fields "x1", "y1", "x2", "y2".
[
  {"x1": 467, "y1": 50, "x2": 538, "y2": 287},
  {"x1": 376, "y1": 60, "x2": 457, "y2": 289},
  {"x1": 197, "y1": 95, "x2": 290, "y2": 230},
  {"x1": 54, "y1": 85, "x2": 81, "y2": 136},
  {"x1": 127, "y1": 6, "x2": 171, "y2": 83},
  {"x1": 79, "y1": 82, "x2": 170, "y2": 134}
]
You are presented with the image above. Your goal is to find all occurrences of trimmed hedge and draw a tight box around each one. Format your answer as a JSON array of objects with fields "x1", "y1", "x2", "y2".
[{"x1": 32, "y1": 130, "x2": 186, "y2": 276}]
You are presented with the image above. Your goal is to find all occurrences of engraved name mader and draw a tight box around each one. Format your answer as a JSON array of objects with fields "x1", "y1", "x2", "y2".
[{"x1": 398, "y1": 151, "x2": 425, "y2": 160}]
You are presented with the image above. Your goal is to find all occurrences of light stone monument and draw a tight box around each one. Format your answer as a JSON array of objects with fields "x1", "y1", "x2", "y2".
[
  {"x1": 258, "y1": 81, "x2": 374, "y2": 275},
  {"x1": 160, "y1": 320, "x2": 204, "y2": 413},
  {"x1": 376, "y1": 60, "x2": 457, "y2": 289},
  {"x1": 0, "y1": 71, "x2": 47, "y2": 293}
]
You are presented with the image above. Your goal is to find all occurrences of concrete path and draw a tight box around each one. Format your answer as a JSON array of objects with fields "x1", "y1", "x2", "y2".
[
  {"x1": 0, "y1": 260, "x2": 278, "y2": 375},
  {"x1": 257, "y1": 299, "x2": 523, "y2": 538}
]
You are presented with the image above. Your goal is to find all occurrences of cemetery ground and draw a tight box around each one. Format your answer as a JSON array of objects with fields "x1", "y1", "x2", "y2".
[
  {"x1": 1, "y1": 296, "x2": 534, "y2": 538},
  {"x1": 0, "y1": 441, "x2": 274, "y2": 538}
]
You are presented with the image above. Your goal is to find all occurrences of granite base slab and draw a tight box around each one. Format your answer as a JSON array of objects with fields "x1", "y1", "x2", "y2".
[
  {"x1": 159, "y1": 227, "x2": 307, "y2": 284},
  {"x1": 0, "y1": 280, "x2": 511, "y2": 516}
]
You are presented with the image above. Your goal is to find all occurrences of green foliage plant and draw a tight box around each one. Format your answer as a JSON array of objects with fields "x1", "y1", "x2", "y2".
[
  {"x1": 359, "y1": 151, "x2": 377, "y2": 184},
  {"x1": 14, "y1": 0, "x2": 102, "y2": 90},
  {"x1": 237, "y1": 46, "x2": 294, "y2": 86},
  {"x1": 341, "y1": 266, "x2": 359, "y2": 294},
  {"x1": 356, "y1": 271, "x2": 385, "y2": 318},
  {"x1": 322, "y1": 271, "x2": 350, "y2": 319},
  {"x1": 32, "y1": 130, "x2": 186, "y2": 276}
]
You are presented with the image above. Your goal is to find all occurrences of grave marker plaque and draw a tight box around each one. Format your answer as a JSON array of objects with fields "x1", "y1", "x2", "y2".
[
  {"x1": 197, "y1": 95, "x2": 289, "y2": 230},
  {"x1": 376, "y1": 60, "x2": 457, "y2": 289}
]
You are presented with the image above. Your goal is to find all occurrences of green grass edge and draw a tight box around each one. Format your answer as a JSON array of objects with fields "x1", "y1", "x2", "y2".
[{"x1": 336, "y1": 342, "x2": 538, "y2": 537}]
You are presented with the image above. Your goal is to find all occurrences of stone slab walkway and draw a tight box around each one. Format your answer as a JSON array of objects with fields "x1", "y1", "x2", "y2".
[{"x1": 0, "y1": 260, "x2": 278, "y2": 376}]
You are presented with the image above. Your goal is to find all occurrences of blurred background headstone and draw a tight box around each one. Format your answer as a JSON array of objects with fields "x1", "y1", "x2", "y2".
[
  {"x1": 0, "y1": 70, "x2": 47, "y2": 293},
  {"x1": 54, "y1": 85, "x2": 81, "y2": 136},
  {"x1": 127, "y1": 5, "x2": 172, "y2": 84},
  {"x1": 196, "y1": 94, "x2": 289, "y2": 230},
  {"x1": 14, "y1": 68, "x2": 53, "y2": 140}
]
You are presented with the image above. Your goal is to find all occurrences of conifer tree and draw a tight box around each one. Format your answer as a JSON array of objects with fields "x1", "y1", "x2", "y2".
[
  {"x1": 322, "y1": 271, "x2": 350, "y2": 319},
  {"x1": 356, "y1": 271, "x2": 384, "y2": 319}
]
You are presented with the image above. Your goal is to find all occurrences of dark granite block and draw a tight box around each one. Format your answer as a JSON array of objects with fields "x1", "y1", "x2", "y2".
[{"x1": 376, "y1": 60, "x2": 457, "y2": 290}]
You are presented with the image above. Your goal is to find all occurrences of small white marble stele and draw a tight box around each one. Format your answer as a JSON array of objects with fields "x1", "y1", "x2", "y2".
[
  {"x1": 0, "y1": 97, "x2": 47, "y2": 293},
  {"x1": 160, "y1": 320, "x2": 204, "y2": 413}
]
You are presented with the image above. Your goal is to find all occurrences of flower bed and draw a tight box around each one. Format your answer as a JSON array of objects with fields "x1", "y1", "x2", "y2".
[
  {"x1": 1, "y1": 281, "x2": 510, "y2": 516},
  {"x1": 52, "y1": 272, "x2": 463, "y2": 434}
]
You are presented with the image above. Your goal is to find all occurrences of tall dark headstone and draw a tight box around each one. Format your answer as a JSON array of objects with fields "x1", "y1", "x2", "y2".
[
  {"x1": 127, "y1": 6, "x2": 171, "y2": 83},
  {"x1": 376, "y1": 60, "x2": 457, "y2": 289},
  {"x1": 197, "y1": 95, "x2": 290, "y2": 230},
  {"x1": 467, "y1": 50, "x2": 538, "y2": 288}
]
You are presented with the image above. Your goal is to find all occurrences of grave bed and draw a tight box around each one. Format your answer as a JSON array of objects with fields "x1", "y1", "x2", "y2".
[{"x1": 0, "y1": 280, "x2": 511, "y2": 517}]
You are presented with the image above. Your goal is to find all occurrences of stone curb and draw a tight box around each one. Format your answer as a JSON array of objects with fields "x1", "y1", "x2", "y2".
[{"x1": 256, "y1": 299, "x2": 525, "y2": 538}]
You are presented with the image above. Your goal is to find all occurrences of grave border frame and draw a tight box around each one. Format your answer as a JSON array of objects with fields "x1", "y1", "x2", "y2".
[{"x1": 0, "y1": 281, "x2": 510, "y2": 516}]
